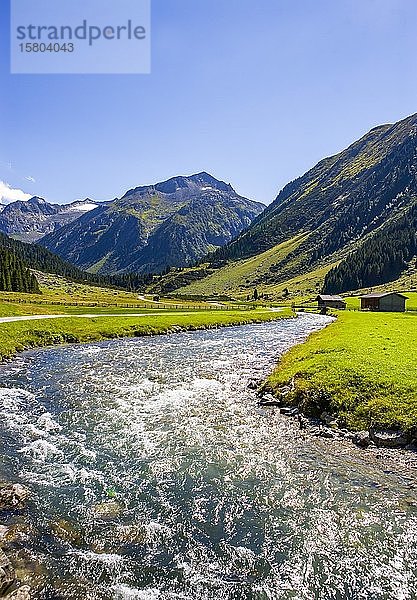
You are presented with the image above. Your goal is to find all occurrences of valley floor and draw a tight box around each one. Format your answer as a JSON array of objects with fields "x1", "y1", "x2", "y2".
[
  {"x1": 0, "y1": 305, "x2": 293, "y2": 361},
  {"x1": 267, "y1": 310, "x2": 417, "y2": 434},
  {"x1": 2, "y1": 281, "x2": 417, "y2": 439}
]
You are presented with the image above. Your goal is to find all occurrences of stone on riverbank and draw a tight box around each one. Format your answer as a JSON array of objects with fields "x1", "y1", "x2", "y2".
[
  {"x1": 318, "y1": 428, "x2": 336, "y2": 439},
  {"x1": 320, "y1": 411, "x2": 339, "y2": 428},
  {"x1": 0, "y1": 548, "x2": 15, "y2": 595},
  {"x1": 258, "y1": 394, "x2": 281, "y2": 407},
  {"x1": 370, "y1": 429, "x2": 409, "y2": 449},
  {"x1": 352, "y1": 431, "x2": 370, "y2": 448},
  {"x1": 4, "y1": 586, "x2": 31, "y2": 599},
  {"x1": 280, "y1": 407, "x2": 299, "y2": 416},
  {"x1": 0, "y1": 485, "x2": 29, "y2": 510}
]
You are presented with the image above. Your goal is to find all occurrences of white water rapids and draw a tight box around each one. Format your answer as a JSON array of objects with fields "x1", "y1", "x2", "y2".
[{"x1": 0, "y1": 314, "x2": 416, "y2": 599}]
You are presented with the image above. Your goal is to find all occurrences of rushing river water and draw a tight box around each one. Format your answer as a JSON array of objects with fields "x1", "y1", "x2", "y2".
[{"x1": 0, "y1": 314, "x2": 417, "y2": 600}]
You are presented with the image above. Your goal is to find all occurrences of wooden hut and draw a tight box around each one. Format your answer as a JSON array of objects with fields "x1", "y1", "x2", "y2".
[
  {"x1": 316, "y1": 295, "x2": 346, "y2": 310},
  {"x1": 360, "y1": 292, "x2": 408, "y2": 312}
]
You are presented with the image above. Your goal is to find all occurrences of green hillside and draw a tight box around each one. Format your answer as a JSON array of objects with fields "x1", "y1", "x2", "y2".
[
  {"x1": 165, "y1": 234, "x2": 337, "y2": 301},
  {"x1": 166, "y1": 113, "x2": 417, "y2": 299}
]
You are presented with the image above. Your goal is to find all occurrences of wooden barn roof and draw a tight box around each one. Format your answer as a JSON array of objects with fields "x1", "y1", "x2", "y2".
[
  {"x1": 360, "y1": 292, "x2": 409, "y2": 299},
  {"x1": 316, "y1": 295, "x2": 345, "y2": 301}
]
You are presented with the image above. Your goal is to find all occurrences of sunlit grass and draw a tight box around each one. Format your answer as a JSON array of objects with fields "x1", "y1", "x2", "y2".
[
  {"x1": 0, "y1": 308, "x2": 293, "y2": 360},
  {"x1": 174, "y1": 234, "x2": 338, "y2": 301},
  {"x1": 267, "y1": 311, "x2": 417, "y2": 432}
]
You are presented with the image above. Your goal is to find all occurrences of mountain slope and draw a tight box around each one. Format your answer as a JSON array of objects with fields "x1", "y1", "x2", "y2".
[
  {"x1": 211, "y1": 114, "x2": 417, "y2": 266},
  {"x1": 323, "y1": 200, "x2": 417, "y2": 293},
  {"x1": 0, "y1": 197, "x2": 99, "y2": 242},
  {"x1": 39, "y1": 172, "x2": 263, "y2": 274},
  {"x1": 174, "y1": 113, "x2": 417, "y2": 297},
  {"x1": 0, "y1": 231, "x2": 152, "y2": 292}
]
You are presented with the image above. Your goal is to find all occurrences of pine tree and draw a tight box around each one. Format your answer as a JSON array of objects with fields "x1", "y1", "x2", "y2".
[{"x1": 0, "y1": 250, "x2": 40, "y2": 293}]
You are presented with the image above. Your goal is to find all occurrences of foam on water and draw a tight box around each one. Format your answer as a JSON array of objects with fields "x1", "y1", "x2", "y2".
[
  {"x1": 0, "y1": 314, "x2": 416, "y2": 599},
  {"x1": 113, "y1": 586, "x2": 162, "y2": 600}
]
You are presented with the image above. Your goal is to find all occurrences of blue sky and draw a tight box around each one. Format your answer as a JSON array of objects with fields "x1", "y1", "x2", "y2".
[{"x1": 1, "y1": 0, "x2": 417, "y2": 205}]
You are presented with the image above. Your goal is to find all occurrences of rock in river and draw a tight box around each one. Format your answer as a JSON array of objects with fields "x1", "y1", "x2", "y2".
[
  {"x1": 0, "y1": 548, "x2": 15, "y2": 595},
  {"x1": 353, "y1": 431, "x2": 370, "y2": 448},
  {"x1": 4, "y1": 586, "x2": 31, "y2": 599},
  {"x1": 0, "y1": 484, "x2": 29, "y2": 510},
  {"x1": 370, "y1": 429, "x2": 409, "y2": 449},
  {"x1": 93, "y1": 501, "x2": 122, "y2": 519}
]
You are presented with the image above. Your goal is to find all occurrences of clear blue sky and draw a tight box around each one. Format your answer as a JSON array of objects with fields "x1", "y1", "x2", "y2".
[{"x1": 1, "y1": 0, "x2": 417, "y2": 205}]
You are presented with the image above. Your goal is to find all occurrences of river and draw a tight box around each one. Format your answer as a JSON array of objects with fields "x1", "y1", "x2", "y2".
[{"x1": 0, "y1": 314, "x2": 416, "y2": 599}]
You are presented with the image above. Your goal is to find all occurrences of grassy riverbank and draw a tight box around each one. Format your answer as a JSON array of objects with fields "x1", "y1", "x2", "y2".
[
  {"x1": 267, "y1": 311, "x2": 417, "y2": 433},
  {"x1": 0, "y1": 271, "x2": 227, "y2": 317},
  {"x1": 0, "y1": 308, "x2": 293, "y2": 361}
]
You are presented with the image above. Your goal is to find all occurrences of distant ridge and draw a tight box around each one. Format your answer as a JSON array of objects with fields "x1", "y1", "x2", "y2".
[{"x1": 0, "y1": 196, "x2": 100, "y2": 242}]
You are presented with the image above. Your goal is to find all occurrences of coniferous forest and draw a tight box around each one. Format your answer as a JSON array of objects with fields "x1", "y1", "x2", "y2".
[
  {"x1": 0, "y1": 232, "x2": 153, "y2": 292},
  {"x1": 0, "y1": 249, "x2": 40, "y2": 293},
  {"x1": 323, "y1": 203, "x2": 417, "y2": 293}
]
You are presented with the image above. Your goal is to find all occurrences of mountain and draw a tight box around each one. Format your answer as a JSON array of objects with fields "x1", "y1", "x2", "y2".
[
  {"x1": 323, "y1": 201, "x2": 417, "y2": 293},
  {"x1": 0, "y1": 196, "x2": 100, "y2": 242},
  {"x1": 39, "y1": 172, "x2": 264, "y2": 274},
  {"x1": 169, "y1": 113, "x2": 417, "y2": 298}
]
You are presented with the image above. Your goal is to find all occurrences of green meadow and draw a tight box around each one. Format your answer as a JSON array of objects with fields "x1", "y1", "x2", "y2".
[
  {"x1": 267, "y1": 310, "x2": 417, "y2": 433},
  {"x1": 0, "y1": 307, "x2": 293, "y2": 361},
  {"x1": 172, "y1": 235, "x2": 338, "y2": 302}
]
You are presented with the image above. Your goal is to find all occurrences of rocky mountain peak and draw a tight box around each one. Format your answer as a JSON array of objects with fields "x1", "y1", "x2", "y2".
[{"x1": 122, "y1": 172, "x2": 234, "y2": 199}]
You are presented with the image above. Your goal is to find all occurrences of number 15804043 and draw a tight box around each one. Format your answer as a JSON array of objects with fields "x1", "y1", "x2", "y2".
[{"x1": 19, "y1": 42, "x2": 75, "y2": 53}]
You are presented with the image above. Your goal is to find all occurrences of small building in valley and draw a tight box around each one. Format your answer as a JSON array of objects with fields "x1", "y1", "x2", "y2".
[
  {"x1": 360, "y1": 292, "x2": 408, "y2": 312},
  {"x1": 316, "y1": 295, "x2": 346, "y2": 310}
]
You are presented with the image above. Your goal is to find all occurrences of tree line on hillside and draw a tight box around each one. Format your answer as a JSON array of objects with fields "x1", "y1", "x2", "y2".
[
  {"x1": 205, "y1": 219, "x2": 282, "y2": 267},
  {"x1": 110, "y1": 272, "x2": 154, "y2": 291},
  {"x1": 0, "y1": 232, "x2": 153, "y2": 292},
  {"x1": 0, "y1": 249, "x2": 40, "y2": 293},
  {"x1": 323, "y1": 203, "x2": 417, "y2": 293}
]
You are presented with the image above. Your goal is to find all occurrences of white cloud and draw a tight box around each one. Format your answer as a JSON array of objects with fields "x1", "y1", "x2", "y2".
[
  {"x1": 0, "y1": 181, "x2": 32, "y2": 204},
  {"x1": 25, "y1": 176, "x2": 36, "y2": 183}
]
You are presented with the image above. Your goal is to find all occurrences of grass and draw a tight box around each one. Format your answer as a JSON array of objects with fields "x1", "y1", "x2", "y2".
[
  {"x1": 0, "y1": 303, "x2": 188, "y2": 317},
  {"x1": 0, "y1": 308, "x2": 293, "y2": 361},
  {"x1": 175, "y1": 234, "x2": 337, "y2": 301},
  {"x1": 0, "y1": 299, "x2": 220, "y2": 318},
  {"x1": 0, "y1": 271, "x2": 224, "y2": 317},
  {"x1": 262, "y1": 263, "x2": 337, "y2": 303},
  {"x1": 176, "y1": 235, "x2": 307, "y2": 296},
  {"x1": 266, "y1": 311, "x2": 417, "y2": 433}
]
